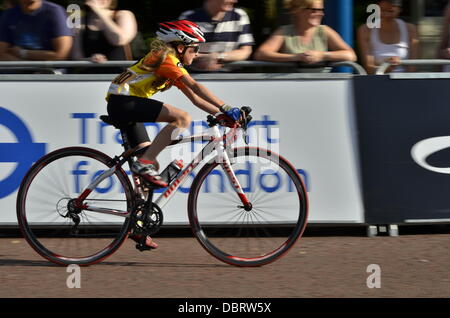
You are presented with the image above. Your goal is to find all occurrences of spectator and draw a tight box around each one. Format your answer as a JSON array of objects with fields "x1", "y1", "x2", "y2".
[
  {"x1": 179, "y1": 0, "x2": 254, "y2": 72},
  {"x1": 357, "y1": 0, "x2": 419, "y2": 74},
  {"x1": 0, "y1": 0, "x2": 16, "y2": 17},
  {"x1": 254, "y1": 0, "x2": 356, "y2": 67},
  {"x1": 438, "y1": 2, "x2": 450, "y2": 71},
  {"x1": 0, "y1": 0, "x2": 73, "y2": 61},
  {"x1": 2, "y1": 0, "x2": 16, "y2": 10},
  {"x1": 71, "y1": 0, "x2": 138, "y2": 66}
]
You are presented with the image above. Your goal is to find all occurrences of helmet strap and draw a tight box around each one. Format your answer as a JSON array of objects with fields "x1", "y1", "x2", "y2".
[
  {"x1": 178, "y1": 44, "x2": 189, "y2": 63},
  {"x1": 172, "y1": 42, "x2": 188, "y2": 62}
]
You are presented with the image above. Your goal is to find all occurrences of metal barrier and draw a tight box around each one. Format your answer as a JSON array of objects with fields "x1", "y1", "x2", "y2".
[
  {"x1": 0, "y1": 61, "x2": 129, "y2": 74},
  {"x1": 375, "y1": 59, "x2": 450, "y2": 75},
  {"x1": 10, "y1": 59, "x2": 450, "y2": 77},
  {"x1": 0, "y1": 61, "x2": 130, "y2": 68},
  {"x1": 225, "y1": 60, "x2": 367, "y2": 75},
  {"x1": 0, "y1": 60, "x2": 367, "y2": 75},
  {"x1": 8, "y1": 59, "x2": 450, "y2": 76}
]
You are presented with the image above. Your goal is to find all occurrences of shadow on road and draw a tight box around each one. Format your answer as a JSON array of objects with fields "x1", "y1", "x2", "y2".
[
  {"x1": 0, "y1": 258, "x2": 229, "y2": 268},
  {"x1": 98, "y1": 261, "x2": 230, "y2": 268},
  {"x1": 0, "y1": 259, "x2": 58, "y2": 267}
]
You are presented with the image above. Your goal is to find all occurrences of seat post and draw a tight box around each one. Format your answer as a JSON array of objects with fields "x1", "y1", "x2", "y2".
[{"x1": 120, "y1": 130, "x2": 132, "y2": 152}]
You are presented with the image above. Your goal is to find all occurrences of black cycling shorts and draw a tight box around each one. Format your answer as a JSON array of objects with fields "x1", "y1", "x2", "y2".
[{"x1": 107, "y1": 94, "x2": 164, "y2": 148}]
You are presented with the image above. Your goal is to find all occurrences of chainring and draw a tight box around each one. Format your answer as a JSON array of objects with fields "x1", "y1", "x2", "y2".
[{"x1": 132, "y1": 201, "x2": 163, "y2": 236}]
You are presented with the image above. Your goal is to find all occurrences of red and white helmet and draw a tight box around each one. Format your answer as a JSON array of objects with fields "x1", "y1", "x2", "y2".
[{"x1": 156, "y1": 20, "x2": 205, "y2": 45}]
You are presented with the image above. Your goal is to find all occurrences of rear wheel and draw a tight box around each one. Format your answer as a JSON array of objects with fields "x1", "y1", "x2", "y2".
[
  {"x1": 16, "y1": 147, "x2": 134, "y2": 266},
  {"x1": 188, "y1": 147, "x2": 308, "y2": 267}
]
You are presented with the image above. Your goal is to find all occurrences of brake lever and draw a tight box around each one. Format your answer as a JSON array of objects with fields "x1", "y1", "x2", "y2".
[
  {"x1": 207, "y1": 115, "x2": 218, "y2": 127},
  {"x1": 241, "y1": 114, "x2": 252, "y2": 145},
  {"x1": 241, "y1": 106, "x2": 252, "y2": 115}
]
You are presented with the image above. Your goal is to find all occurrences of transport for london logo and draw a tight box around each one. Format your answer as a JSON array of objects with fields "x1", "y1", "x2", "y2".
[{"x1": 0, "y1": 107, "x2": 47, "y2": 198}]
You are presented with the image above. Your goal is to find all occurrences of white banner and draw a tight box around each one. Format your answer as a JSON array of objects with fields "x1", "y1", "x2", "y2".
[{"x1": 0, "y1": 77, "x2": 364, "y2": 224}]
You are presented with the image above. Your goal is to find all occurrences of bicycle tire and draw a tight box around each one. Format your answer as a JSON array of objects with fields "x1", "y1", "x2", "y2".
[
  {"x1": 16, "y1": 147, "x2": 134, "y2": 266},
  {"x1": 188, "y1": 147, "x2": 308, "y2": 267}
]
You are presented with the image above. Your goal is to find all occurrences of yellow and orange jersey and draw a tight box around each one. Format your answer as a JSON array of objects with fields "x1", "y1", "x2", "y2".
[{"x1": 107, "y1": 51, "x2": 189, "y2": 100}]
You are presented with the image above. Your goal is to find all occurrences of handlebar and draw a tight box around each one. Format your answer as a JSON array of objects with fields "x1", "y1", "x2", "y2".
[{"x1": 207, "y1": 106, "x2": 253, "y2": 128}]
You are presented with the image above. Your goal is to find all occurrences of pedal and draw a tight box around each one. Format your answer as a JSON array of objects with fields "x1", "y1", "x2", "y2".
[
  {"x1": 135, "y1": 243, "x2": 155, "y2": 252},
  {"x1": 132, "y1": 235, "x2": 158, "y2": 252}
]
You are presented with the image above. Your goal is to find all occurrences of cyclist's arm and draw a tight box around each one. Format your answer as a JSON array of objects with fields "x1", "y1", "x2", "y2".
[
  {"x1": 180, "y1": 84, "x2": 221, "y2": 115},
  {"x1": 179, "y1": 74, "x2": 225, "y2": 110}
]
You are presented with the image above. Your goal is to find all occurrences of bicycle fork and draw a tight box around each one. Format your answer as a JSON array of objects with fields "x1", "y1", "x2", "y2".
[
  {"x1": 219, "y1": 149, "x2": 253, "y2": 211},
  {"x1": 214, "y1": 128, "x2": 252, "y2": 211}
]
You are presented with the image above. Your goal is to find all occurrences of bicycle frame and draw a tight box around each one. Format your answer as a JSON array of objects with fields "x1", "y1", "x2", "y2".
[{"x1": 77, "y1": 124, "x2": 250, "y2": 218}]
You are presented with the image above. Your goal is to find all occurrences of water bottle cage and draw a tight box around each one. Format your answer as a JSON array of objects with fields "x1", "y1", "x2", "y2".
[{"x1": 160, "y1": 161, "x2": 183, "y2": 185}]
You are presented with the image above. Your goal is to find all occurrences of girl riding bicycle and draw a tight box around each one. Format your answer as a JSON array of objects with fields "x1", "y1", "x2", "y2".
[{"x1": 106, "y1": 20, "x2": 241, "y2": 249}]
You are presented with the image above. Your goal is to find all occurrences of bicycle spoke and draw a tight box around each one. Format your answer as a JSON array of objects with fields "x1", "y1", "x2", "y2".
[
  {"x1": 17, "y1": 148, "x2": 132, "y2": 265},
  {"x1": 190, "y1": 147, "x2": 308, "y2": 266},
  {"x1": 57, "y1": 156, "x2": 72, "y2": 197}
]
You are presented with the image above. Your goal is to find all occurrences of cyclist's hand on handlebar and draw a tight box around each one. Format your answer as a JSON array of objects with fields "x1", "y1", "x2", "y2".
[
  {"x1": 214, "y1": 104, "x2": 240, "y2": 127},
  {"x1": 219, "y1": 104, "x2": 241, "y2": 121},
  {"x1": 216, "y1": 113, "x2": 238, "y2": 128},
  {"x1": 213, "y1": 105, "x2": 252, "y2": 128}
]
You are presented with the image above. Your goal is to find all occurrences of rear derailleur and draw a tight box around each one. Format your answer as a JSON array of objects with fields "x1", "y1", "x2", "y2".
[
  {"x1": 57, "y1": 198, "x2": 82, "y2": 235},
  {"x1": 131, "y1": 198, "x2": 163, "y2": 252}
]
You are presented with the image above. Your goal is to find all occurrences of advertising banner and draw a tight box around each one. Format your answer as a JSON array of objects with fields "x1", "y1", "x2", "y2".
[
  {"x1": 354, "y1": 75, "x2": 450, "y2": 223},
  {"x1": 0, "y1": 77, "x2": 364, "y2": 225}
]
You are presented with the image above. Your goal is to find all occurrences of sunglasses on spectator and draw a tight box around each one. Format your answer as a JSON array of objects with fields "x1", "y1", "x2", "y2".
[{"x1": 306, "y1": 8, "x2": 325, "y2": 13}]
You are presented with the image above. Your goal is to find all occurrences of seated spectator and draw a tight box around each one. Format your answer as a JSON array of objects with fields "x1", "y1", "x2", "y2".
[
  {"x1": 2, "y1": 0, "x2": 16, "y2": 10},
  {"x1": 0, "y1": 0, "x2": 73, "y2": 61},
  {"x1": 179, "y1": 0, "x2": 254, "y2": 72},
  {"x1": 254, "y1": 0, "x2": 356, "y2": 68},
  {"x1": 357, "y1": 0, "x2": 419, "y2": 74},
  {"x1": 71, "y1": 0, "x2": 138, "y2": 68},
  {"x1": 0, "y1": 0, "x2": 15, "y2": 18},
  {"x1": 438, "y1": 2, "x2": 450, "y2": 71}
]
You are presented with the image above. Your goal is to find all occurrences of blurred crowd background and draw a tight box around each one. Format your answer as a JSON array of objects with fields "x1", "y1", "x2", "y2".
[{"x1": 1, "y1": 0, "x2": 450, "y2": 74}]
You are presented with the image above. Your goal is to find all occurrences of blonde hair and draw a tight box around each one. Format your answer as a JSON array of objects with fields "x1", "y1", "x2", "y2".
[
  {"x1": 140, "y1": 39, "x2": 176, "y2": 72},
  {"x1": 284, "y1": 0, "x2": 324, "y2": 11}
]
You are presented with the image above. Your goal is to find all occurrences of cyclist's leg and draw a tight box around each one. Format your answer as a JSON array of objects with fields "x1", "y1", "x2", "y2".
[
  {"x1": 130, "y1": 105, "x2": 191, "y2": 249},
  {"x1": 125, "y1": 123, "x2": 151, "y2": 155},
  {"x1": 107, "y1": 95, "x2": 191, "y2": 168},
  {"x1": 107, "y1": 94, "x2": 162, "y2": 165},
  {"x1": 140, "y1": 103, "x2": 192, "y2": 168},
  {"x1": 107, "y1": 95, "x2": 164, "y2": 124}
]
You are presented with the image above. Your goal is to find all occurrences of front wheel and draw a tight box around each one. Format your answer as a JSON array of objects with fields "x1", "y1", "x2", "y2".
[{"x1": 188, "y1": 147, "x2": 308, "y2": 267}]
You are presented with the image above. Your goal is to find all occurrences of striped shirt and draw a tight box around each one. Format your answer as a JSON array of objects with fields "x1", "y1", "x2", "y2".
[{"x1": 179, "y1": 7, "x2": 254, "y2": 53}]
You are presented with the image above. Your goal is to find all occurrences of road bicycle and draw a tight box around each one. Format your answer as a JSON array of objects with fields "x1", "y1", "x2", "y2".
[{"x1": 16, "y1": 107, "x2": 308, "y2": 267}]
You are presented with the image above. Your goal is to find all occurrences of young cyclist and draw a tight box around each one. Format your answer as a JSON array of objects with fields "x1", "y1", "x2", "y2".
[{"x1": 106, "y1": 20, "x2": 241, "y2": 249}]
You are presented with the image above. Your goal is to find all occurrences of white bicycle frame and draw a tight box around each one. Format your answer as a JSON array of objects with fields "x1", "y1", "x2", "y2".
[{"x1": 78, "y1": 125, "x2": 250, "y2": 218}]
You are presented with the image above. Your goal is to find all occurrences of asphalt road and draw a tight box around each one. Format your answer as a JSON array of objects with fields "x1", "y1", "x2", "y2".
[{"x1": 0, "y1": 226, "x2": 449, "y2": 298}]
